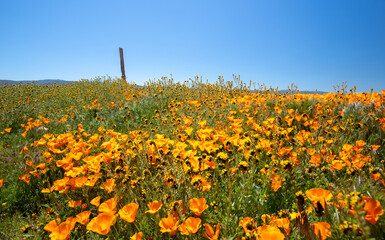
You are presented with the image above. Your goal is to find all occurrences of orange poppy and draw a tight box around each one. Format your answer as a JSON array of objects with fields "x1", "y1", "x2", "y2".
[
  {"x1": 189, "y1": 198, "x2": 209, "y2": 217},
  {"x1": 257, "y1": 225, "x2": 285, "y2": 240},
  {"x1": 311, "y1": 222, "x2": 331, "y2": 240},
  {"x1": 307, "y1": 148, "x2": 316, "y2": 156},
  {"x1": 198, "y1": 120, "x2": 207, "y2": 128},
  {"x1": 271, "y1": 217, "x2": 290, "y2": 235},
  {"x1": 261, "y1": 214, "x2": 271, "y2": 224},
  {"x1": 90, "y1": 196, "x2": 101, "y2": 206},
  {"x1": 146, "y1": 201, "x2": 163, "y2": 215},
  {"x1": 362, "y1": 196, "x2": 384, "y2": 224},
  {"x1": 76, "y1": 211, "x2": 91, "y2": 225},
  {"x1": 185, "y1": 127, "x2": 193, "y2": 136},
  {"x1": 329, "y1": 160, "x2": 345, "y2": 171},
  {"x1": 177, "y1": 133, "x2": 187, "y2": 142},
  {"x1": 372, "y1": 172, "x2": 381, "y2": 182},
  {"x1": 19, "y1": 174, "x2": 31, "y2": 183},
  {"x1": 84, "y1": 174, "x2": 100, "y2": 187},
  {"x1": 86, "y1": 212, "x2": 117, "y2": 235},
  {"x1": 68, "y1": 200, "x2": 82, "y2": 208},
  {"x1": 118, "y1": 203, "x2": 139, "y2": 223},
  {"x1": 130, "y1": 232, "x2": 143, "y2": 240},
  {"x1": 355, "y1": 140, "x2": 366, "y2": 148},
  {"x1": 309, "y1": 154, "x2": 321, "y2": 166},
  {"x1": 187, "y1": 139, "x2": 200, "y2": 150},
  {"x1": 371, "y1": 145, "x2": 380, "y2": 151},
  {"x1": 203, "y1": 158, "x2": 216, "y2": 170},
  {"x1": 19, "y1": 146, "x2": 29, "y2": 154},
  {"x1": 0, "y1": 178, "x2": 3, "y2": 188},
  {"x1": 203, "y1": 223, "x2": 221, "y2": 240},
  {"x1": 179, "y1": 222, "x2": 190, "y2": 235},
  {"x1": 239, "y1": 217, "x2": 255, "y2": 233},
  {"x1": 34, "y1": 138, "x2": 47, "y2": 146},
  {"x1": 184, "y1": 116, "x2": 193, "y2": 126},
  {"x1": 51, "y1": 177, "x2": 70, "y2": 193},
  {"x1": 44, "y1": 218, "x2": 61, "y2": 233},
  {"x1": 188, "y1": 156, "x2": 201, "y2": 172},
  {"x1": 306, "y1": 188, "x2": 333, "y2": 210},
  {"x1": 201, "y1": 179, "x2": 213, "y2": 192},
  {"x1": 159, "y1": 213, "x2": 179, "y2": 236},
  {"x1": 179, "y1": 217, "x2": 201, "y2": 235},
  {"x1": 271, "y1": 175, "x2": 282, "y2": 192},
  {"x1": 69, "y1": 176, "x2": 88, "y2": 189},
  {"x1": 48, "y1": 217, "x2": 76, "y2": 240},
  {"x1": 99, "y1": 196, "x2": 118, "y2": 213}
]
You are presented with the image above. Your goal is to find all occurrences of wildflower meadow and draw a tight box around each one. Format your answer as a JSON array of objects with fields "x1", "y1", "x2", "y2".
[{"x1": 0, "y1": 76, "x2": 384, "y2": 239}]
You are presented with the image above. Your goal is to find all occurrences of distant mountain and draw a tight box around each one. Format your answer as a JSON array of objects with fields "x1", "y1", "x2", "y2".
[
  {"x1": 0, "y1": 79, "x2": 74, "y2": 85},
  {"x1": 278, "y1": 89, "x2": 328, "y2": 94},
  {"x1": 250, "y1": 89, "x2": 328, "y2": 94}
]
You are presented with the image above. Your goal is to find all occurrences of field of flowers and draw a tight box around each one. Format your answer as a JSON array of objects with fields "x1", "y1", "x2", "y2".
[{"x1": 0, "y1": 76, "x2": 384, "y2": 239}]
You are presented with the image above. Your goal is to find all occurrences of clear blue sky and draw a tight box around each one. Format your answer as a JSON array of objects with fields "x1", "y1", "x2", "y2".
[{"x1": 1, "y1": 0, "x2": 384, "y2": 92}]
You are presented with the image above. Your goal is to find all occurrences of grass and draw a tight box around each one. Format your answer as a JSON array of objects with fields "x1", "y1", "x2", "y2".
[{"x1": 0, "y1": 76, "x2": 384, "y2": 239}]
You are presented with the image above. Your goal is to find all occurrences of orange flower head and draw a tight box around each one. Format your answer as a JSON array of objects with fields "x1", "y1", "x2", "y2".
[
  {"x1": 271, "y1": 217, "x2": 291, "y2": 235},
  {"x1": 90, "y1": 196, "x2": 101, "y2": 206},
  {"x1": 329, "y1": 160, "x2": 345, "y2": 171},
  {"x1": 48, "y1": 223, "x2": 71, "y2": 240},
  {"x1": 48, "y1": 217, "x2": 76, "y2": 240},
  {"x1": 86, "y1": 212, "x2": 117, "y2": 235},
  {"x1": 239, "y1": 217, "x2": 255, "y2": 233},
  {"x1": 179, "y1": 217, "x2": 201, "y2": 235},
  {"x1": 100, "y1": 178, "x2": 115, "y2": 193},
  {"x1": 159, "y1": 213, "x2": 180, "y2": 236},
  {"x1": 307, "y1": 148, "x2": 316, "y2": 156},
  {"x1": 44, "y1": 218, "x2": 61, "y2": 233},
  {"x1": 355, "y1": 140, "x2": 366, "y2": 148},
  {"x1": 179, "y1": 222, "x2": 190, "y2": 235},
  {"x1": 203, "y1": 223, "x2": 221, "y2": 240},
  {"x1": 99, "y1": 196, "x2": 118, "y2": 213},
  {"x1": 271, "y1": 175, "x2": 282, "y2": 192},
  {"x1": 19, "y1": 174, "x2": 31, "y2": 183},
  {"x1": 309, "y1": 154, "x2": 322, "y2": 166},
  {"x1": 257, "y1": 225, "x2": 285, "y2": 240},
  {"x1": 185, "y1": 127, "x2": 193, "y2": 136},
  {"x1": 68, "y1": 200, "x2": 82, "y2": 208},
  {"x1": 371, "y1": 145, "x2": 380, "y2": 151},
  {"x1": 146, "y1": 201, "x2": 163, "y2": 215},
  {"x1": 76, "y1": 211, "x2": 91, "y2": 225},
  {"x1": 311, "y1": 222, "x2": 331, "y2": 240},
  {"x1": 362, "y1": 196, "x2": 384, "y2": 224},
  {"x1": 130, "y1": 232, "x2": 143, "y2": 240},
  {"x1": 189, "y1": 198, "x2": 209, "y2": 217},
  {"x1": 306, "y1": 188, "x2": 333, "y2": 210},
  {"x1": 118, "y1": 203, "x2": 139, "y2": 223}
]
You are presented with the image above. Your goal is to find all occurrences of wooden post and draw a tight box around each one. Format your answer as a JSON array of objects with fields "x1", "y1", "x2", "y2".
[{"x1": 119, "y1": 47, "x2": 126, "y2": 83}]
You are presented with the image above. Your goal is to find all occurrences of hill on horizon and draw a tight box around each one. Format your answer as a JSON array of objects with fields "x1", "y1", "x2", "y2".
[
  {"x1": 0, "y1": 79, "x2": 329, "y2": 94},
  {"x1": 277, "y1": 89, "x2": 328, "y2": 94},
  {"x1": 0, "y1": 79, "x2": 74, "y2": 85}
]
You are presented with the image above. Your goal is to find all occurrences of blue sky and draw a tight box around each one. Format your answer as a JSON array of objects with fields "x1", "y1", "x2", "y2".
[{"x1": 1, "y1": 0, "x2": 384, "y2": 92}]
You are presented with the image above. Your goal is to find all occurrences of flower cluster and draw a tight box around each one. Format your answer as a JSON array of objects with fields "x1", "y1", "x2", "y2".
[{"x1": 0, "y1": 78, "x2": 384, "y2": 239}]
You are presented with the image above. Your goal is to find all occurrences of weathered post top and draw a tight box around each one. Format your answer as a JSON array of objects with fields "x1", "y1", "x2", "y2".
[{"x1": 119, "y1": 47, "x2": 127, "y2": 83}]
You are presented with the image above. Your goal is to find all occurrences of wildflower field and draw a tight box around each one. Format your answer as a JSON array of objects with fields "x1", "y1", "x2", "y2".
[{"x1": 0, "y1": 76, "x2": 384, "y2": 239}]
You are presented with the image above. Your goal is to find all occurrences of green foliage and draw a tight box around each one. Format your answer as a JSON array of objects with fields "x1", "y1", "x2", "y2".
[{"x1": 0, "y1": 77, "x2": 384, "y2": 239}]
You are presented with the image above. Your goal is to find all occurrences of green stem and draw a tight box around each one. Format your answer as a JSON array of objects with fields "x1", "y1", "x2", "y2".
[{"x1": 227, "y1": 164, "x2": 232, "y2": 219}]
